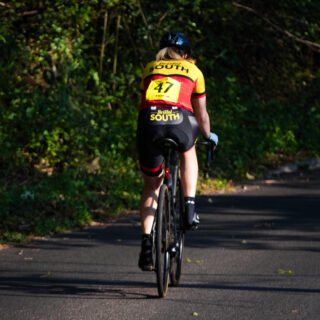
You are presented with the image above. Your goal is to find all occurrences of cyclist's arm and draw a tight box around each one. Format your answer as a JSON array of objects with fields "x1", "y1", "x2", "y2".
[{"x1": 193, "y1": 96, "x2": 210, "y2": 140}]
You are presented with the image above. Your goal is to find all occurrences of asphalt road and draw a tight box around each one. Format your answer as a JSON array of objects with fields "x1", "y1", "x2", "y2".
[{"x1": 1, "y1": 169, "x2": 320, "y2": 320}]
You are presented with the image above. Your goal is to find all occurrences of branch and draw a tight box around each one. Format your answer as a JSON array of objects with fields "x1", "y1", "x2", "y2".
[
  {"x1": 123, "y1": 15, "x2": 144, "y2": 68},
  {"x1": 137, "y1": 0, "x2": 153, "y2": 48},
  {"x1": 0, "y1": 2, "x2": 10, "y2": 8},
  {"x1": 17, "y1": 10, "x2": 38, "y2": 17},
  {"x1": 0, "y1": 2, "x2": 38, "y2": 16},
  {"x1": 99, "y1": 11, "x2": 108, "y2": 81},
  {"x1": 232, "y1": 1, "x2": 320, "y2": 53},
  {"x1": 113, "y1": 15, "x2": 121, "y2": 75},
  {"x1": 157, "y1": 11, "x2": 168, "y2": 28}
]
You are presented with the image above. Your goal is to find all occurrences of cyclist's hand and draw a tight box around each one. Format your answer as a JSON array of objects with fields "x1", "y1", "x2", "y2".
[{"x1": 207, "y1": 132, "x2": 218, "y2": 150}]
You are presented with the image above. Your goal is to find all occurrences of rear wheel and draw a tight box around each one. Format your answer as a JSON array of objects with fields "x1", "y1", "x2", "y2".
[
  {"x1": 170, "y1": 178, "x2": 185, "y2": 286},
  {"x1": 155, "y1": 184, "x2": 170, "y2": 297}
]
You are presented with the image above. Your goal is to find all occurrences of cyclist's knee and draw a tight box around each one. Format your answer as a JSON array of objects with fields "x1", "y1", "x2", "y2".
[
  {"x1": 143, "y1": 173, "x2": 163, "y2": 190},
  {"x1": 180, "y1": 146, "x2": 198, "y2": 170}
]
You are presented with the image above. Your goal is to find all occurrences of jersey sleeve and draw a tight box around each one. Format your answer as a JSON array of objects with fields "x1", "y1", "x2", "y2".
[{"x1": 192, "y1": 68, "x2": 206, "y2": 99}]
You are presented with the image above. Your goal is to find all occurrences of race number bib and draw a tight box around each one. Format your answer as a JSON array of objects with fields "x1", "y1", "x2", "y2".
[{"x1": 146, "y1": 77, "x2": 181, "y2": 103}]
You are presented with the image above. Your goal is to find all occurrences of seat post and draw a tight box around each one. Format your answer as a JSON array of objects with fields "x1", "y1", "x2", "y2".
[{"x1": 157, "y1": 138, "x2": 179, "y2": 187}]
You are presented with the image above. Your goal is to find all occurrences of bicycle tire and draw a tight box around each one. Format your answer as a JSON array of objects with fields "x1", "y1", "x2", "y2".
[
  {"x1": 155, "y1": 184, "x2": 170, "y2": 297},
  {"x1": 170, "y1": 178, "x2": 185, "y2": 286}
]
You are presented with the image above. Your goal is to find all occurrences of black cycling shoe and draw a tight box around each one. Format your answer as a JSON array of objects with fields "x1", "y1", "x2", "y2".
[
  {"x1": 191, "y1": 213, "x2": 200, "y2": 230},
  {"x1": 138, "y1": 235, "x2": 154, "y2": 271},
  {"x1": 184, "y1": 212, "x2": 200, "y2": 230},
  {"x1": 184, "y1": 197, "x2": 199, "y2": 230}
]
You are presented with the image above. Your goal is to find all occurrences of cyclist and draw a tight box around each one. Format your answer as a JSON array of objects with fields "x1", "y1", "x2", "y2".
[{"x1": 137, "y1": 32, "x2": 218, "y2": 271}]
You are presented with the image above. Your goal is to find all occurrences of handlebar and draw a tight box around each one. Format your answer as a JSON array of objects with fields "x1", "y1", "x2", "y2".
[{"x1": 196, "y1": 140, "x2": 216, "y2": 178}]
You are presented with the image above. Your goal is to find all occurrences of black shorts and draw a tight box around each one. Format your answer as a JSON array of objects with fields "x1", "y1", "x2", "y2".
[{"x1": 137, "y1": 106, "x2": 199, "y2": 176}]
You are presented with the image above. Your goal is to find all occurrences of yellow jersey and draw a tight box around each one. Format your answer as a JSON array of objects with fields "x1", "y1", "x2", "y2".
[{"x1": 139, "y1": 59, "x2": 206, "y2": 112}]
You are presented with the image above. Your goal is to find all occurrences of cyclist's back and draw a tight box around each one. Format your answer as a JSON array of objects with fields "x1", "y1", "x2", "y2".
[{"x1": 140, "y1": 59, "x2": 206, "y2": 113}]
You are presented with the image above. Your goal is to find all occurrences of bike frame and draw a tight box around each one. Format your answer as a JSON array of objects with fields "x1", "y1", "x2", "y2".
[{"x1": 161, "y1": 139, "x2": 181, "y2": 240}]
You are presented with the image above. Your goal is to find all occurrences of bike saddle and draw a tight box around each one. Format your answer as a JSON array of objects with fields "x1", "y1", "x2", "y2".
[{"x1": 157, "y1": 138, "x2": 179, "y2": 149}]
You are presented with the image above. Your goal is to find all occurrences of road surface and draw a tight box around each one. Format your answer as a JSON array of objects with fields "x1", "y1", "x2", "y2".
[{"x1": 1, "y1": 169, "x2": 319, "y2": 319}]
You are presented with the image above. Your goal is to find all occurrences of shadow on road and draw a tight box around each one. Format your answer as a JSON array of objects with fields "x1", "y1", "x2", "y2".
[
  {"x1": 190, "y1": 170, "x2": 320, "y2": 252},
  {"x1": 1, "y1": 271, "x2": 319, "y2": 301},
  {"x1": 0, "y1": 275, "x2": 156, "y2": 299}
]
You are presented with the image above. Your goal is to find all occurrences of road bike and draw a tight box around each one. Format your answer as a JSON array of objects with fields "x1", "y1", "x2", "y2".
[{"x1": 151, "y1": 138, "x2": 213, "y2": 297}]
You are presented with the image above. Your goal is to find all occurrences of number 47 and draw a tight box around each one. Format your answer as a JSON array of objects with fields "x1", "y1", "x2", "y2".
[{"x1": 154, "y1": 81, "x2": 174, "y2": 93}]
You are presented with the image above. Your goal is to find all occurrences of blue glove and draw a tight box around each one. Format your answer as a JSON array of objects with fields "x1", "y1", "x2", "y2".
[{"x1": 208, "y1": 132, "x2": 219, "y2": 146}]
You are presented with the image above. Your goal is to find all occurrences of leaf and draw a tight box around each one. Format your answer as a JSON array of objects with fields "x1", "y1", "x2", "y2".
[
  {"x1": 246, "y1": 172, "x2": 255, "y2": 180},
  {"x1": 192, "y1": 312, "x2": 199, "y2": 316},
  {"x1": 278, "y1": 269, "x2": 293, "y2": 275},
  {"x1": 186, "y1": 258, "x2": 203, "y2": 264},
  {"x1": 18, "y1": 250, "x2": 24, "y2": 256},
  {"x1": 40, "y1": 271, "x2": 52, "y2": 278}
]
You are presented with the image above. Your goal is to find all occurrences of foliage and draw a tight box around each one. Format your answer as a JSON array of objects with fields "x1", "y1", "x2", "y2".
[{"x1": 0, "y1": 0, "x2": 319, "y2": 241}]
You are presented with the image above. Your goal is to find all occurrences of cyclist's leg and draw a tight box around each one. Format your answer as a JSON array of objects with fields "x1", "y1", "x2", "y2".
[
  {"x1": 179, "y1": 145, "x2": 198, "y2": 197},
  {"x1": 179, "y1": 146, "x2": 200, "y2": 229},
  {"x1": 138, "y1": 172, "x2": 163, "y2": 271},
  {"x1": 173, "y1": 107, "x2": 199, "y2": 229},
  {"x1": 137, "y1": 107, "x2": 165, "y2": 234},
  {"x1": 137, "y1": 107, "x2": 165, "y2": 270},
  {"x1": 140, "y1": 172, "x2": 163, "y2": 235}
]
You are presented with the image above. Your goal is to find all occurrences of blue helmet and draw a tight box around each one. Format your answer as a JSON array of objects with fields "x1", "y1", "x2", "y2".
[{"x1": 160, "y1": 32, "x2": 192, "y2": 57}]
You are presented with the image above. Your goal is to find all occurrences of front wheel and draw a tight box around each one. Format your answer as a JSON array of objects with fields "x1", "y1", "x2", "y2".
[{"x1": 155, "y1": 184, "x2": 170, "y2": 297}]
